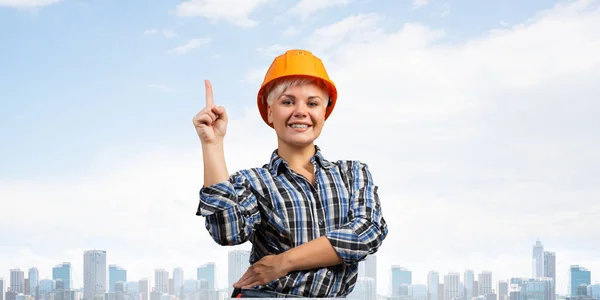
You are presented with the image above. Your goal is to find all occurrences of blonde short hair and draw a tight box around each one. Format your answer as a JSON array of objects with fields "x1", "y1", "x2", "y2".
[{"x1": 265, "y1": 76, "x2": 331, "y2": 106}]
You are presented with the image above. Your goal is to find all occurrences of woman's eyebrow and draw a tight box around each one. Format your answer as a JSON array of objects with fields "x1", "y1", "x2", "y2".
[{"x1": 281, "y1": 94, "x2": 323, "y2": 100}]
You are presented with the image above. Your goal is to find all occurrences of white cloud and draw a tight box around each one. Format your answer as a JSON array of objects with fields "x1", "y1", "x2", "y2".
[
  {"x1": 3, "y1": 0, "x2": 600, "y2": 296},
  {"x1": 288, "y1": 0, "x2": 352, "y2": 19},
  {"x1": 143, "y1": 29, "x2": 177, "y2": 38},
  {"x1": 167, "y1": 38, "x2": 211, "y2": 55},
  {"x1": 0, "y1": 0, "x2": 60, "y2": 8},
  {"x1": 306, "y1": 13, "x2": 385, "y2": 52},
  {"x1": 173, "y1": 0, "x2": 272, "y2": 27}
]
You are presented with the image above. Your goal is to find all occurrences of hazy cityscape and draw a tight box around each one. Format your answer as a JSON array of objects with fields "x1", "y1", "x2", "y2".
[{"x1": 1, "y1": 240, "x2": 597, "y2": 300}]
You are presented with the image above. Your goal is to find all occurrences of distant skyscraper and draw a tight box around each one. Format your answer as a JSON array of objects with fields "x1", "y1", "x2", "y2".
[
  {"x1": 588, "y1": 283, "x2": 600, "y2": 300},
  {"x1": 543, "y1": 251, "x2": 556, "y2": 300},
  {"x1": 1, "y1": 278, "x2": 5, "y2": 300},
  {"x1": 522, "y1": 278, "x2": 553, "y2": 300},
  {"x1": 154, "y1": 269, "x2": 169, "y2": 294},
  {"x1": 348, "y1": 278, "x2": 376, "y2": 300},
  {"x1": 228, "y1": 250, "x2": 251, "y2": 296},
  {"x1": 28, "y1": 268, "x2": 39, "y2": 298},
  {"x1": 173, "y1": 268, "x2": 183, "y2": 295},
  {"x1": 498, "y1": 280, "x2": 508, "y2": 300},
  {"x1": 125, "y1": 281, "x2": 139, "y2": 298},
  {"x1": 83, "y1": 250, "x2": 107, "y2": 300},
  {"x1": 52, "y1": 262, "x2": 72, "y2": 290},
  {"x1": 197, "y1": 263, "x2": 216, "y2": 290},
  {"x1": 109, "y1": 265, "x2": 127, "y2": 292},
  {"x1": 39, "y1": 279, "x2": 55, "y2": 294},
  {"x1": 532, "y1": 240, "x2": 544, "y2": 278},
  {"x1": 390, "y1": 266, "x2": 412, "y2": 297},
  {"x1": 10, "y1": 269, "x2": 25, "y2": 294},
  {"x1": 568, "y1": 265, "x2": 591, "y2": 296},
  {"x1": 138, "y1": 278, "x2": 149, "y2": 300},
  {"x1": 428, "y1": 271, "x2": 439, "y2": 300},
  {"x1": 443, "y1": 272, "x2": 460, "y2": 300},
  {"x1": 464, "y1": 270, "x2": 474, "y2": 298},
  {"x1": 478, "y1": 271, "x2": 493, "y2": 296},
  {"x1": 359, "y1": 254, "x2": 377, "y2": 293},
  {"x1": 410, "y1": 284, "x2": 428, "y2": 300}
]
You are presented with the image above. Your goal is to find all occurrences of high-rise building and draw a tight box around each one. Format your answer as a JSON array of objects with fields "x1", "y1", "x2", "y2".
[
  {"x1": 173, "y1": 268, "x2": 183, "y2": 295},
  {"x1": 39, "y1": 279, "x2": 55, "y2": 295},
  {"x1": 359, "y1": 254, "x2": 378, "y2": 293},
  {"x1": 109, "y1": 265, "x2": 127, "y2": 292},
  {"x1": 348, "y1": 278, "x2": 376, "y2": 300},
  {"x1": 52, "y1": 262, "x2": 72, "y2": 290},
  {"x1": 228, "y1": 250, "x2": 251, "y2": 297},
  {"x1": 358, "y1": 255, "x2": 377, "y2": 278},
  {"x1": 28, "y1": 268, "x2": 39, "y2": 298},
  {"x1": 443, "y1": 272, "x2": 460, "y2": 300},
  {"x1": 478, "y1": 271, "x2": 493, "y2": 296},
  {"x1": 532, "y1": 240, "x2": 544, "y2": 278},
  {"x1": 498, "y1": 280, "x2": 509, "y2": 300},
  {"x1": 587, "y1": 283, "x2": 600, "y2": 300},
  {"x1": 464, "y1": 270, "x2": 474, "y2": 298},
  {"x1": 197, "y1": 263, "x2": 215, "y2": 290},
  {"x1": 390, "y1": 266, "x2": 412, "y2": 297},
  {"x1": 1, "y1": 278, "x2": 5, "y2": 300},
  {"x1": 154, "y1": 269, "x2": 169, "y2": 294},
  {"x1": 428, "y1": 271, "x2": 439, "y2": 300},
  {"x1": 83, "y1": 250, "x2": 107, "y2": 300},
  {"x1": 543, "y1": 252, "x2": 556, "y2": 300},
  {"x1": 568, "y1": 265, "x2": 591, "y2": 296},
  {"x1": 138, "y1": 278, "x2": 149, "y2": 300},
  {"x1": 522, "y1": 278, "x2": 553, "y2": 300},
  {"x1": 125, "y1": 281, "x2": 139, "y2": 298},
  {"x1": 10, "y1": 269, "x2": 25, "y2": 294},
  {"x1": 410, "y1": 284, "x2": 428, "y2": 300}
]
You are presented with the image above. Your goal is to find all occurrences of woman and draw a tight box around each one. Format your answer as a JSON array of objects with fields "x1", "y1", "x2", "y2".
[{"x1": 193, "y1": 49, "x2": 388, "y2": 298}]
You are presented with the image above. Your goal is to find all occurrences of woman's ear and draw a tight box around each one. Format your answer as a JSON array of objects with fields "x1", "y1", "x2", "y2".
[{"x1": 267, "y1": 105, "x2": 272, "y2": 124}]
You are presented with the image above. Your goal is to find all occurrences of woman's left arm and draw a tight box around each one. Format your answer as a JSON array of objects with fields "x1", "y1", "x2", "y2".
[{"x1": 282, "y1": 161, "x2": 389, "y2": 270}]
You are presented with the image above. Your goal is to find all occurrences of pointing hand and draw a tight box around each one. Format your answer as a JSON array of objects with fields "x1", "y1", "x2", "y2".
[{"x1": 192, "y1": 80, "x2": 228, "y2": 145}]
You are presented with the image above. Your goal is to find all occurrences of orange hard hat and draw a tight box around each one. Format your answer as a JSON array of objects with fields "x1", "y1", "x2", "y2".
[{"x1": 257, "y1": 49, "x2": 338, "y2": 128}]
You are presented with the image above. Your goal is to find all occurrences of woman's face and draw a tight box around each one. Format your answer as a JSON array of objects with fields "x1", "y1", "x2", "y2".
[{"x1": 267, "y1": 82, "x2": 329, "y2": 149}]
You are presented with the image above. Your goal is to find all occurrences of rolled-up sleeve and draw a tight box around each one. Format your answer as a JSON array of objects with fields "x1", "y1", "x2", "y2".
[
  {"x1": 324, "y1": 161, "x2": 388, "y2": 265},
  {"x1": 196, "y1": 171, "x2": 261, "y2": 246}
]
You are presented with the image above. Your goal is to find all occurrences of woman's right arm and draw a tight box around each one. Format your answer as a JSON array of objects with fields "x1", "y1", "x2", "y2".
[{"x1": 193, "y1": 80, "x2": 261, "y2": 245}]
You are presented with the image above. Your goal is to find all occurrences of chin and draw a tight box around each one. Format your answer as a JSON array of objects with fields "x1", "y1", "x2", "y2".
[{"x1": 279, "y1": 136, "x2": 317, "y2": 148}]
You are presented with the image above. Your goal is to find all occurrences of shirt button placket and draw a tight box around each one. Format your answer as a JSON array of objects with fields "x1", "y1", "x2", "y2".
[{"x1": 313, "y1": 190, "x2": 326, "y2": 235}]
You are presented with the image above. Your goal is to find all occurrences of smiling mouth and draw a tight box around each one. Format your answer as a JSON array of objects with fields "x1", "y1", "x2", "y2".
[{"x1": 289, "y1": 124, "x2": 310, "y2": 129}]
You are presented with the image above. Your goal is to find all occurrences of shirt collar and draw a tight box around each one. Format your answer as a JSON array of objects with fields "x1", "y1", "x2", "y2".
[{"x1": 267, "y1": 145, "x2": 333, "y2": 176}]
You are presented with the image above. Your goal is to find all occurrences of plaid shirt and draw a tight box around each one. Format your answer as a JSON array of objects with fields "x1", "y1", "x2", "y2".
[{"x1": 196, "y1": 146, "x2": 388, "y2": 298}]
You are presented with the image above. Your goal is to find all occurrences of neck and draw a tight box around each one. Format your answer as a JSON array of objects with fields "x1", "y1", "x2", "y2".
[{"x1": 276, "y1": 142, "x2": 316, "y2": 170}]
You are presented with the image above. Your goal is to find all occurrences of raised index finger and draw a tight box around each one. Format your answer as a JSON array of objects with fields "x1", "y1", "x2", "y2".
[{"x1": 204, "y1": 79, "x2": 214, "y2": 107}]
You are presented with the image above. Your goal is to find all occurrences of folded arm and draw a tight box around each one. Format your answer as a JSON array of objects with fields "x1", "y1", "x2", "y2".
[
  {"x1": 197, "y1": 170, "x2": 261, "y2": 246},
  {"x1": 280, "y1": 161, "x2": 388, "y2": 272}
]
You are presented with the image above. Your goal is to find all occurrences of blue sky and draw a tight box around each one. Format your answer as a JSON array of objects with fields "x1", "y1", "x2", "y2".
[
  {"x1": 0, "y1": 0, "x2": 558, "y2": 180},
  {"x1": 1, "y1": 0, "x2": 599, "y2": 297}
]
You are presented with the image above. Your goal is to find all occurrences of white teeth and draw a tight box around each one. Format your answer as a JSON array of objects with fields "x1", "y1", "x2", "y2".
[{"x1": 290, "y1": 124, "x2": 308, "y2": 128}]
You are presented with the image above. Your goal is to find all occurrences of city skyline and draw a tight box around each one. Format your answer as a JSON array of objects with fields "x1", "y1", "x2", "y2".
[{"x1": 1, "y1": 240, "x2": 597, "y2": 297}]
